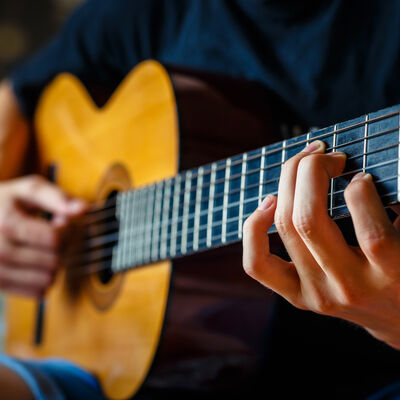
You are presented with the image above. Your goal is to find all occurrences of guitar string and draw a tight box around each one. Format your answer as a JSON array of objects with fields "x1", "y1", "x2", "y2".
[
  {"x1": 68, "y1": 188, "x2": 399, "y2": 278},
  {"x1": 69, "y1": 173, "x2": 398, "y2": 270},
  {"x1": 73, "y1": 152, "x2": 399, "y2": 258},
  {"x1": 60, "y1": 112, "x2": 400, "y2": 269},
  {"x1": 79, "y1": 166, "x2": 399, "y2": 255},
  {"x1": 68, "y1": 168, "x2": 398, "y2": 263},
  {"x1": 78, "y1": 137, "x2": 400, "y2": 232},
  {"x1": 80, "y1": 121, "x2": 400, "y2": 224}
]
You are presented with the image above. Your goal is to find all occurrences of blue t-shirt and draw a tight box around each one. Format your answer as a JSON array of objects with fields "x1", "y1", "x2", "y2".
[
  {"x1": 11, "y1": 0, "x2": 400, "y2": 129},
  {"x1": 8, "y1": 1, "x2": 400, "y2": 399}
]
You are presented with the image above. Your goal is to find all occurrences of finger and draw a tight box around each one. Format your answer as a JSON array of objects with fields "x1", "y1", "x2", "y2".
[
  {"x1": 0, "y1": 208, "x2": 61, "y2": 249},
  {"x1": 293, "y1": 152, "x2": 360, "y2": 276},
  {"x1": 345, "y1": 172, "x2": 400, "y2": 269},
  {"x1": 243, "y1": 195, "x2": 302, "y2": 305},
  {"x1": 275, "y1": 140, "x2": 325, "y2": 278},
  {"x1": 13, "y1": 175, "x2": 86, "y2": 216},
  {"x1": 0, "y1": 238, "x2": 59, "y2": 271},
  {"x1": 0, "y1": 265, "x2": 53, "y2": 295}
]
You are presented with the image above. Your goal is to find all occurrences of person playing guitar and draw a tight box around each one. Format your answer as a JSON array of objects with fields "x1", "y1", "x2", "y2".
[{"x1": 2, "y1": 1, "x2": 400, "y2": 399}]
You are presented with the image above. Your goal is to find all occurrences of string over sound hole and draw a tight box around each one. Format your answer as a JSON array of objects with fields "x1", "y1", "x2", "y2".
[{"x1": 81, "y1": 190, "x2": 119, "y2": 285}]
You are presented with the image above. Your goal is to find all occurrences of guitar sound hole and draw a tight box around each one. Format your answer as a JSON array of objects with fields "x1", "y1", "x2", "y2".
[
  {"x1": 95, "y1": 190, "x2": 118, "y2": 285},
  {"x1": 98, "y1": 262, "x2": 114, "y2": 285}
]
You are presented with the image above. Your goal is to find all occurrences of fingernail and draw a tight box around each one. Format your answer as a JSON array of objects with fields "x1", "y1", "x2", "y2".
[
  {"x1": 303, "y1": 140, "x2": 324, "y2": 153},
  {"x1": 258, "y1": 195, "x2": 274, "y2": 210},
  {"x1": 327, "y1": 151, "x2": 347, "y2": 158},
  {"x1": 352, "y1": 172, "x2": 372, "y2": 182}
]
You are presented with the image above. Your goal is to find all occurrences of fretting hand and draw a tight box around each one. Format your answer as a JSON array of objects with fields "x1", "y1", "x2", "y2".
[{"x1": 242, "y1": 140, "x2": 400, "y2": 349}]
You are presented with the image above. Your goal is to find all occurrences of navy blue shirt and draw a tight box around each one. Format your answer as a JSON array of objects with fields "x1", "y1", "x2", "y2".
[
  {"x1": 9, "y1": 1, "x2": 400, "y2": 399},
  {"x1": 11, "y1": 0, "x2": 400, "y2": 128}
]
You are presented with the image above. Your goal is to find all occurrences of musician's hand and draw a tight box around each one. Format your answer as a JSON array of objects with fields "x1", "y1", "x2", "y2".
[
  {"x1": 0, "y1": 175, "x2": 86, "y2": 297},
  {"x1": 243, "y1": 140, "x2": 400, "y2": 349}
]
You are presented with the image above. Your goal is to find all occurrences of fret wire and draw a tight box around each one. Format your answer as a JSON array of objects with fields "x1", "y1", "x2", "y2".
[
  {"x1": 136, "y1": 188, "x2": 146, "y2": 266},
  {"x1": 170, "y1": 175, "x2": 181, "y2": 257},
  {"x1": 123, "y1": 191, "x2": 130, "y2": 269},
  {"x1": 181, "y1": 171, "x2": 192, "y2": 255},
  {"x1": 116, "y1": 152, "x2": 400, "y2": 249},
  {"x1": 282, "y1": 139, "x2": 287, "y2": 164},
  {"x1": 238, "y1": 153, "x2": 247, "y2": 239},
  {"x1": 144, "y1": 185, "x2": 155, "y2": 264},
  {"x1": 112, "y1": 194, "x2": 123, "y2": 272},
  {"x1": 363, "y1": 114, "x2": 369, "y2": 173},
  {"x1": 329, "y1": 124, "x2": 338, "y2": 217},
  {"x1": 258, "y1": 147, "x2": 266, "y2": 206},
  {"x1": 193, "y1": 167, "x2": 203, "y2": 251},
  {"x1": 140, "y1": 188, "x2": 150, "y2": 266},
  {"x1": 120, "y1": 192, "x2": 130, "y2": 269},
  {"x1": 206, "y1": 163, "x2": 217, "y2": 248},
  {"x1": 152, "y1": 181, "x2": 164, "y2": 260},
  {"x1": 221, "y1": 158, "x2": 231, "y2": 243},
  {"x1": 127, "y1": 190, "x2": 136, "y2": 269},
  {"x1": 151, "y1": 181, "x2": 163, "y2": 261},
  {"x1": 160, "y1": 179, "x2": 172, "y2": 259}
]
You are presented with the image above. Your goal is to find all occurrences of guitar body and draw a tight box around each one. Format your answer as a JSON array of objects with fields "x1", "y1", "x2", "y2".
[
  {"x1": 3, "y1": 61, "x2": 289, "y2": 399},
  {"x1": 5, "y1": 61, "x2": 177, "y2": 400}
]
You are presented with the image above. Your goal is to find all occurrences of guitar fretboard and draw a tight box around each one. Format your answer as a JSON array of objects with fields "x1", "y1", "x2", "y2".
[{"x1": 111, "y1": 104, "x2": 400, "y2": 272}]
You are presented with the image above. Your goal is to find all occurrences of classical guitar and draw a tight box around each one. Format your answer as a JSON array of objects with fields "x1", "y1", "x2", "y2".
[{"x1": 4, "y1": 60, "x2": 400, "y2": 400}]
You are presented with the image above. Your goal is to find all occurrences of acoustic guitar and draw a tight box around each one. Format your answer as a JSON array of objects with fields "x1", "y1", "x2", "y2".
[{"x1": 3, "y1": 60, "x2": 400, "y2": 399}]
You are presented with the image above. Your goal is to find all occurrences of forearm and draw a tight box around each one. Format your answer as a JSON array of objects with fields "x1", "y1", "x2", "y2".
[{"x1": 0, "y1": 80, "x2": 29, "y2": 180}]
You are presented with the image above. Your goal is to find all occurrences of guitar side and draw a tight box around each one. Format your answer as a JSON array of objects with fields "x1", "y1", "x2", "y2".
[{"x1": 4, "y1": 61, "x2": 178, "y2": 400}]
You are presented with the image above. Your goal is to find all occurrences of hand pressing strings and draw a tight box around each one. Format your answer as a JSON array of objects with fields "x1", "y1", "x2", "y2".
[{"x1": 242, "y1": 140, "x2": 400, "y2": 350}]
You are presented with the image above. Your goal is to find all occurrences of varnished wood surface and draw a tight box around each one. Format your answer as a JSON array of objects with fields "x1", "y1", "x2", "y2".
[{"x1": 4, "y1": 61, "x2": 178, "y2": 400}]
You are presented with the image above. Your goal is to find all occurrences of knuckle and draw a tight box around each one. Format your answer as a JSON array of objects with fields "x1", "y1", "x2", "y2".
[
  {"x1": 274, "y1": 210, "x2": 292, "y2": 238},
  {"x1": 335, "y1": 286, "x2": 360, "y2": 310},
  {"x1": 309, "y1": 294, "x2": 335, "y2": 315},
  {"x1": 362, "y1": 229, "x2": 395, "y2": 257},
  {"x1": 292, "y1": 209, "x2": 316, "y2": 239}
]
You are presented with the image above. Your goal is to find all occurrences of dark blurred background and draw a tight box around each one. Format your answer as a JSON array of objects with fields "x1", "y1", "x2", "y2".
[{"x1": 0, "y1": 0, "x2": 83, "y2": 79}]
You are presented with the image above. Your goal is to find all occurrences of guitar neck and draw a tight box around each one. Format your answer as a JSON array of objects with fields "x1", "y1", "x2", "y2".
[{"x1": 111, "y1": 105, "x2": 400, "y2": 272}]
